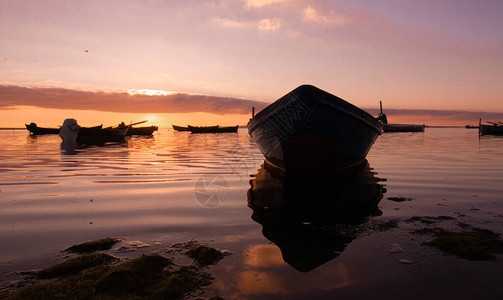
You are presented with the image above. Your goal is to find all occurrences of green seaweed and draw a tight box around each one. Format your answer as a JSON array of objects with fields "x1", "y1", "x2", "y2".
[
  {"x1": 1, "y1": 251, "x2": 221, "y2": 300},
  {"x1": 424, "y1": 228, "x2": 503, "y2": 260},
  {"x1": 65, "y1": 238, "x2": 120, "y2": 254},
  {"x1": 95, "y1": 254, "x2": 171, "y2": 296},
  {"x1": 36, "y1": 253, "x2": 116, "y2": 279},
  {"x1": 185, "y1": 246, "x2": 224, "y2": 266},
  {"x1": 154, "y1": 266, "x2": 213, "y2": 299}
]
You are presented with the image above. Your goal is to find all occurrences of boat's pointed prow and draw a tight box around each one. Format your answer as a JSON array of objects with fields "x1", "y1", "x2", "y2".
[{"x1": 247, "y1": 85, "x2": 383, "y2": 169}]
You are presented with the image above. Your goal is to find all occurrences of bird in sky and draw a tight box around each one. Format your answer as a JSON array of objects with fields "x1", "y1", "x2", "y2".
[{"x1": 84, "y1": 50, "x2": 88, "y2": 53}]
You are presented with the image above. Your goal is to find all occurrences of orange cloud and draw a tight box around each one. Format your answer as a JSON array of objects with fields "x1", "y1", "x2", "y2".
[{"x1": 0, "y1": 85, "x2": 268, "y2": 115}]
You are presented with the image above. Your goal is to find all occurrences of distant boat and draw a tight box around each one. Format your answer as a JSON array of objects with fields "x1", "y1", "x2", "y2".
[
  {"x1": 126, "y1": 125, "x2": 158, "y2": 136},
  {"x1": 26, "y1": 122, "x2": 103, "y2": 135},
  {"x1": 107, "y1": 121, "x2": 158, "y2": 136},
  {"x1": 465, "y1": 125, "x2": 479, "y2": 129},
  {"x1": 479, "y1": 119, "x2": 503, "y2": 136},
  {"x1": 377, "y1": 101, "x2": 425, "y2": 133},
  {"x1": 60, "y1": 119, "x2": 128, "y2": 146},
  {"x1": 247, "y1": 85, "x2": 383, "y2": 169},
  {"x1": 172, "y1": 125, "x2": 191, "y2": 131},
  {"x1": 382, "y1": 123, "x2": 425, "y2": 132},
  {"x1": 187, "y1": 125, "x2": 238, "y2": 133},
  {"x1": 25, "y1": 123, "x2": 60, "y2": 135}
]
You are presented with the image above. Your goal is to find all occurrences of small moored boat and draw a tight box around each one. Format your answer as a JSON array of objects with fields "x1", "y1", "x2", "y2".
[
  {"x1": 25, "y1": 123, "x2": 60, "y2": 135},
  {"x1": 107, "y1": 121, "x2": 158, "y2": 136},
  {"x1": 126, "y1": 126, "x2": 159, "y2": 136},
  {"x1": 187, "y1": 125, "x2": 238, "y2": 133},
  {"x1": 126, "y1": 126, "x2": 158, "y2": 136},
  {"x1": 60, "y1": 119, "x2": 128, "y2": 146},
  {"x1": 172, "y1": 125, "x2": 191, "y2": 131},
  {"x1": 377, "y1": 101, "x2": 425, "y2": 132},
  {"x1": 247, "y1": 85, "x2": 383, "y2": 169},
  {"x1": 382, "y1": 123, "x2": 425, "y2": 132},
  {"x1": 479, "y1": 119, "x2": 503, "y2": 136}
]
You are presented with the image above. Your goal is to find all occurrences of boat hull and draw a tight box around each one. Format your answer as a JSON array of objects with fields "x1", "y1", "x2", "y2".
[
  {"x1": 479, "y1": 124, "x2": 503, "y2": 136},
  {"x1": 382, "y1": 123, "x2": 425, "y2": 132},
  {"x1": 188, "y1": 125, "x2": 238, "y2": 133},
  {"x1": 247, "y1": 85, "x2": 383, "y2": 169},
  {"x1": 126, "y1": 126, "x2": 158, "y2": 136},
  {"x1": 172, "y1": 125, "x2": 191, "y2": 131},
  {"x1": 76, "y1": 127, "x2": 128, "y2": 144},
  {"x1": 25, "y1": 123, "x2": 60, "y2": 135}
]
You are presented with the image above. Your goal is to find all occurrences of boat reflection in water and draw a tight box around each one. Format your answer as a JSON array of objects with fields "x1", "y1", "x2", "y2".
[{"x1": 247, "y1": 160, "x2": 385, "y2": 272}]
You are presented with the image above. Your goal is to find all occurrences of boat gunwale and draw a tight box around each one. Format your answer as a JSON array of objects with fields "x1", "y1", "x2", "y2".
[
  {"x1": 248, "y1": 97, "x2": 383, "y2": 136},
  {"x1": 248, "y1": 85, "x2": 382, "y2": 136}
]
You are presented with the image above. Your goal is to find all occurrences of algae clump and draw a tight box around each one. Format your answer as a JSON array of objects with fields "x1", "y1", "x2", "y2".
[
  {"x1": 186, "y1": 245, "x2": 224, "y2": 266},
  {"x1": 2, "y1": 252, "x2": 219, "y2": 299},
  {"x1": 65, "y1": 238, "x2": 120, "y2": 254},
  {"x1": 424, "y1": 228, "x2": 503, "y2": 260},
  {"x1": 36, "y1": 253, "x2": 116, "y2": 279}
]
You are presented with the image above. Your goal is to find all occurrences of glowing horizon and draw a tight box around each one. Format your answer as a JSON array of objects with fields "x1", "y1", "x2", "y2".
[{"x1": 1, "y1": 1, "x2": 502, "y2": 124}]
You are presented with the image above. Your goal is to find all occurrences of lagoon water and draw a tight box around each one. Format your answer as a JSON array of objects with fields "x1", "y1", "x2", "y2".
[{"x1": 0, "y1": 127, "x2": 502, "y2": 299}]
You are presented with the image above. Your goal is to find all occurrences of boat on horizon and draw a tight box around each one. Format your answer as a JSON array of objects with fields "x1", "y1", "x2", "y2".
[
  {"x1": 479, "y1": 119, "x2": 503, "y2": 136},
  {"x1": 172, "y1": 125, "x2": 191, "y2": 131},
  {"x1": 107, "y1": 121, "x2": 158, "y2": 136},
  {"x1": 382, "y1": 123, "x2": 425, "y2": 132},
  {"x1": 126, "y1": 125, "x2": 158, "y2": 135},
  {"x1": 247, "y1": 85, "x2": 383, "y2": 169},
  {"x1": 25, "y1": 123, "x2": 60, "y2": 135},
  {"x1": 377, "y1": 101, "x2": 425, "y2": 132},
  {"x1": 188, "y1": 125, "x2": 238, "y2": 133},
  {"x1": 60, "y1": 119, "x2": 128, "y2": 147},
  {"x1": 26, "y1": 122, "x2": 104, "y2": 135}
]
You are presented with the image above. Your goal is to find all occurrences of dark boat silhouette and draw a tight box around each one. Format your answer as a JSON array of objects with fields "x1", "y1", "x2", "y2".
[
  {"x1": 106, "y1": 121, "x2": 158, "y2": 136},
  {"x1": 377, "y1": 101, "x2": 425, "y2": 132},
  {"x1": 247, "y1": 85, "x2": 383, "y2": 169},
  {"x1": 26, "y1": 122, "x2": 103, "y2": 135},
  {"x1": 479, "y1": 119, "x2": 503, "y2": 136},
  {"x1": 172, "y1": 125, "x2": 191, "y2": 131},
  {"x1": 247, "y1": 160, "x2": 385, "y2": 272},
  {"x1": 60, "y1": 119, "x2": 128, "y2": 147},
  {"x1": 25, "y1": 123, "x2": 60, "y2": 135},
  {"x1": 187, "y1": 125, "x2": 238, "y2": 133},
  {"x1": 126, "y1": 126, "x2": 158, "y2": 135}
]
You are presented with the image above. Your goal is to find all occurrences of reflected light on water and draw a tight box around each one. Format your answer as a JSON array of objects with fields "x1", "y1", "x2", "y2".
[
  {"x1": 244, "y1": 244, "x2": 284, "y2": 267},
  {"x1": 1, "y1": 127, "x2": 503, "y2": 299}
]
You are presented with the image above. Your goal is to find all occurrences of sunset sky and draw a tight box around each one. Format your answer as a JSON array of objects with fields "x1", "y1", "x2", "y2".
[{"x1": 1, "y1": 0, "x2": 503, "y2": 127}]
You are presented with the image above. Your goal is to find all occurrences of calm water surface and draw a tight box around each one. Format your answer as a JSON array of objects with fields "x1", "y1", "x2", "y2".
[{"x1": 0, "y1": 127, "x2": 502, "y2": 299}]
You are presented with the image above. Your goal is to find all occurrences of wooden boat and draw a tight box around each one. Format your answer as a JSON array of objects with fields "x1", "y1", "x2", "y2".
[
  {"x1": 479, "y1": 120, "x2": 503, "y2": 136},
  {"x1": 25, "y1": 123, "x2": 60, "y2": 135},
  {"x1": 382, "y1": 123, "x2": 425, "y2": 132},
  {"x1": 187, "y1": 125, "x2": 238, "y2": 133},
  {"x1": 126, "y1": 125, "x2": 158, "y2": 135},
  {"x1": 26, "y1": 122, "x2": 103, "y2": 135},
  {"x1": 377, "y1": 101, "x2": 425, "y2": 132},
  {"x1": 172, "y1": 125, "x2": 191, "y2": 131},
  {"x1": 106, "y1": 121, "x2": 158, "y2": 136},
  {"x1": 60, "y1": 119, "x2": 128, "y2": 146},
  {"x1": 247, "y1": 85, "x2": 383, "y2": 169}
]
